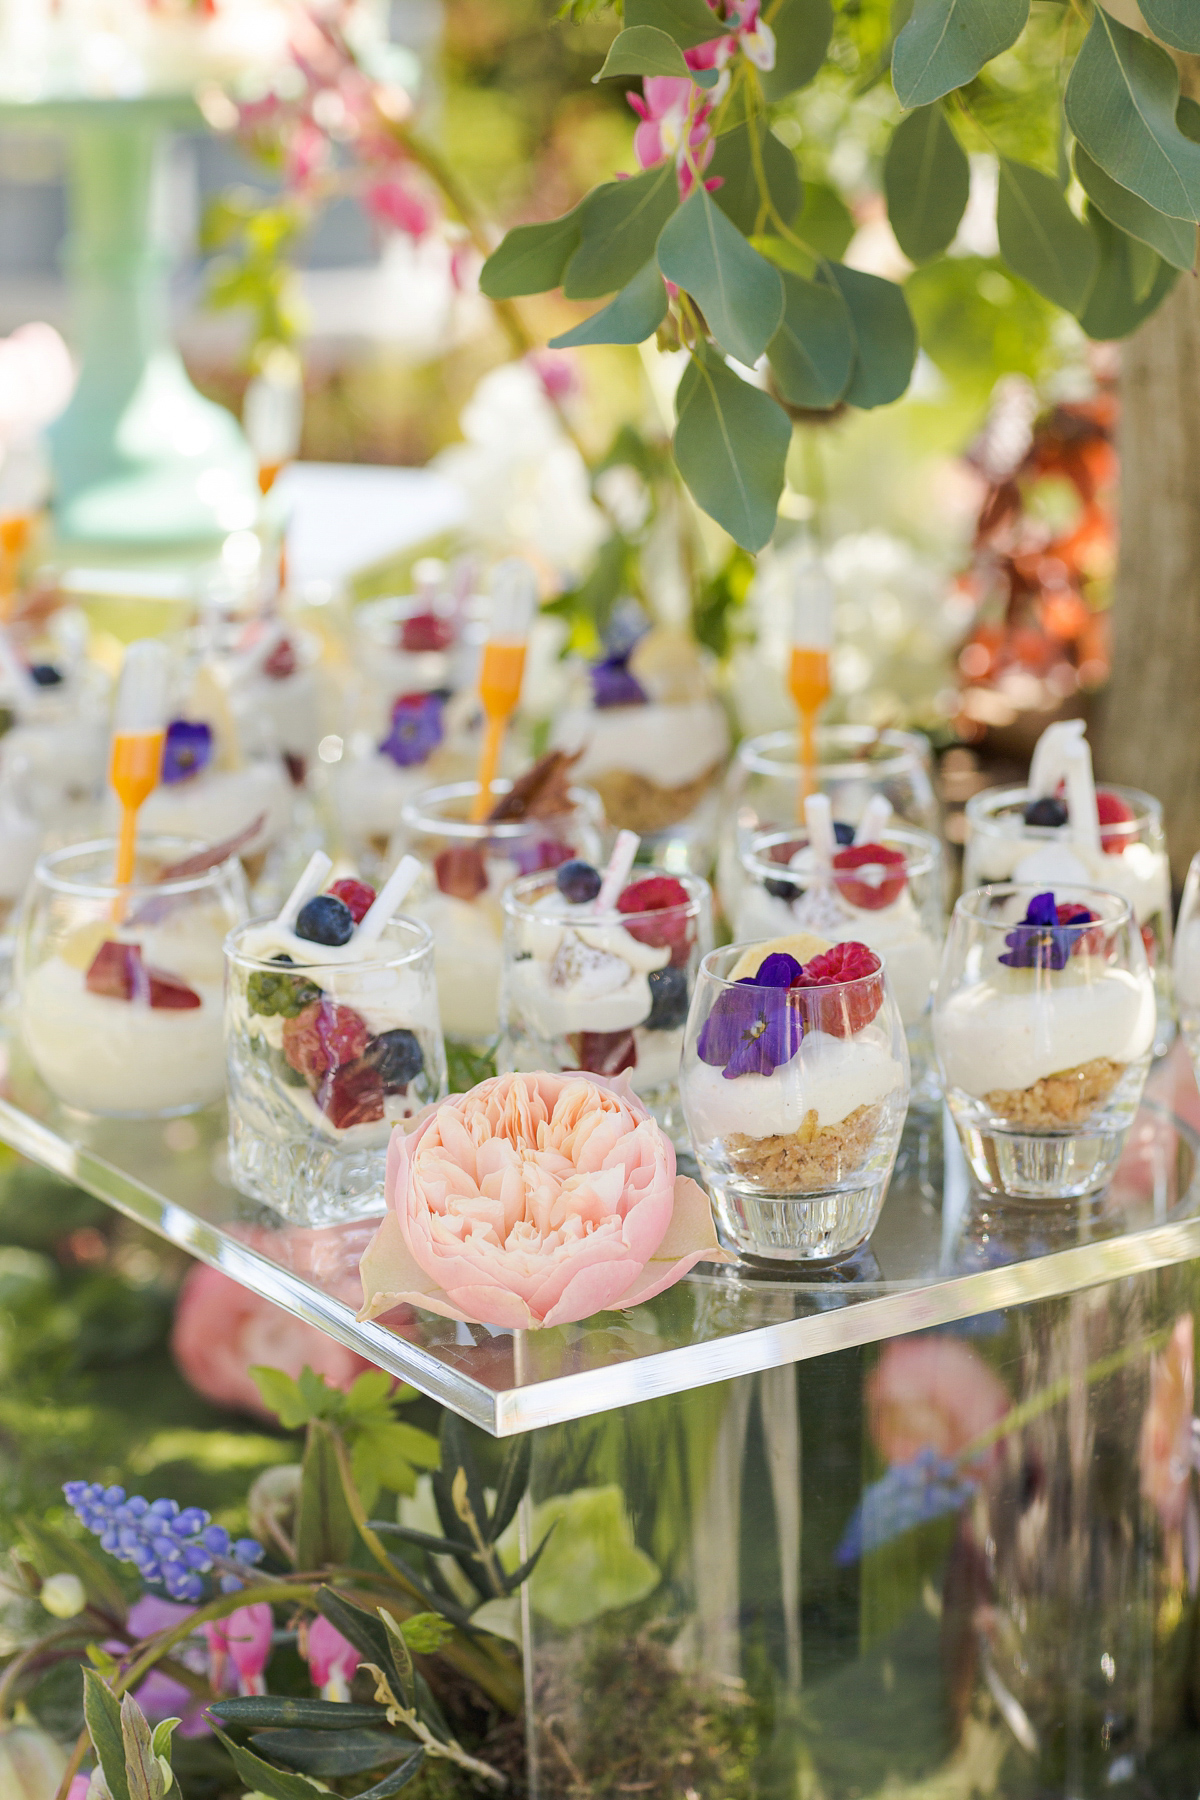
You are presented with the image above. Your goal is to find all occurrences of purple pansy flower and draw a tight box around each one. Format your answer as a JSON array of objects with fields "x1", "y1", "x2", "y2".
[
  {"x1": 162, "y1": 719, "x2": 213, "y2": 785},
  {"x1": 590, "y1": 654, "x2": 648, "y2": 709},
  {"x1": 697, "y1": 951, "x2": 805, "y2": 1080},
  {"x1": 999, "y1": 891, "x2": 1096, "y2": 971},
  {"x1": 379, "y1": 691, "x2": 444, "y2": 768}
]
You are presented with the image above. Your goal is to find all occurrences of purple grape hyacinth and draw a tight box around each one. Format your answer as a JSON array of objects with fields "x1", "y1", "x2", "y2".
[
  {"x1": 697, "y1": 951, "x2": 805, "y2": 1080},
  {"x1": 835, "y1": 1449, "x2": 978, "y2": 1565},
  {"x1": 162, "y1": 720, "x2": 214, "y2": 785},
  {"x1": 64, "y1": 1482, "x2": 264, "y2": 1603}
]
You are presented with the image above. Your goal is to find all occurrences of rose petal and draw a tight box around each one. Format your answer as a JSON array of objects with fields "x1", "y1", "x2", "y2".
[{"x1": 607, "y1": 1176, "x2": 733, "y2": 1309}]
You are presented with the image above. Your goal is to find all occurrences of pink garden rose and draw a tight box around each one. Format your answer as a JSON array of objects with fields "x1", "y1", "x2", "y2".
[
  {"x1": 358, "y1": 1071, "x2": 729, "y2": 1329},
  {"x1": 868, "y1": 1334, "x2": 1011, "y2": 1472}
]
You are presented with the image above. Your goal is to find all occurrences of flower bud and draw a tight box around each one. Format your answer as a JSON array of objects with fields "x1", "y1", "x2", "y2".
[{"x1": 40, "y1": 1574, "x2": 86, "y2": 1619}]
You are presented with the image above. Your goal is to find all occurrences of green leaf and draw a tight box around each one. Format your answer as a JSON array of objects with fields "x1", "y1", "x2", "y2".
[
  {"x1": 996, "y1": 158, "x2": 1099, "y2": 311},
  {"x1": 1074, "y1": 143, "x2": 1195, "y2": 271},
  {"x1": 707, "y1": 124, "x2": 802, "y2": 238},
  {"x1": 1178, "y1": 96, "x2": 1200, "y2": 144},
  {"x1": 563, "y1": 163, "x2": 679, "y2": 299},
  {"x1": 314, "y1": 1590, "x2": 398, "y2": 1683},
  {"x1": 795, "y1": 182, "x2": 855, "y2": 258},
  {"x1": 817, "y1": 263, "x2": 917, "y2": 409},
  {"x1": 1078, "y1": 206, "x2": 1180, "y2": 339},
  {"x1": 1065, "y1": 7, "x2": 1200, "y2": 225},
  {"x1": 399, "y1": 1612, "x2": 455, "y2": 1654},
  {"x1": 353, "y1": 1752, "x2": 426, "y2": 1800},
  {"x1": 295, "y1": 1421, "x2": 359, "y2": 1571},
  {"x1": 341, "y1": 1371, "x2": 394, "y2": 1418},
  {"x1": 593, "y1": 25, "x2": 719, "y2": 84},
  {"x1": 657, "y1": 187, "x2": 785, "y2": 364},
  {"x1": 250, "y1": 1730, "x2": 408, "y2": 1777},
  {"x1": 673, "y1": 346, "x2": 791, "y2": 552},
  {"x1": 209, "y1": 1699, "x2": 389, "y2": 1730},
  {"x1": 884, "y1": 106, "x2": 970, "y2": 263},
  {"x1": 892, "y1": 0, "x2": 1028, "y2": 108},
  {"x1": 212, "y1": 1728, "x2": 332, "y2": 1800},
  {"x1": 376, "y1": 1609, "x2": 416, "y2": 1708},
  {"x1": 479, "y1": 201, "x2": 586, "y2": 299},
  {"x1": 490, "y1": 1437, "x2": 532, "y2": 1545},
  {"x1": 251, "y1": 1368, "x2": 311, "y2": 1431},
  {"x1": 19, "y1": 1517, "x2": 127, "y2": 1623},
  {"x1": 549, "y1": 259, "x2": 668, "y2": 347},
  {"x1": 1138, "y1": 0, "x2": 1200, "y2": 53},
  {"x1": 624, "y1": 0, "x2": 725, "y2": 48},
  {"x1": 84, "y1": 1670, "x2": 133, "y2": 1800},
  {"x1": 122, "y1": 1695, "x2": 165, "y2": 1800},
  {"x1": 760, "y1": 0, "x2": 834, "y2": 101},
  {"x1": 150, "y1": 1722, "x2": 179, "y2": 1764},
  {"x1": 767, "y1": 271, "x2": 855, "y2": 408},
  {"x1": 351, "y1": 1422, "x2": 442, "y2": 1510}
]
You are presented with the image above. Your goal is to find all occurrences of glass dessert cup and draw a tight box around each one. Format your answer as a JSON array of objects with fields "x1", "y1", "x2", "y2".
[
  {"x1": 139, "y1": 749, "x2": 295, "y2": 882},
  {"x1": 1172, "y1": 851, "x2": 1200, "y2": 1082},
  {"x1": 964, "y1": 782, "x2": 1173, "y2": 1056},
  {"x1": 0, "y1": 661, "x2": 110, "y2": 837},
  {"x1": 225, "y1": 915, "x2": 447, "y2": 1228},
  {"x1": 933, "y1": 883, "x2": 1156, "y2": 1203},
  {"x1": 716, "y1": 724, "x2": 939, "y2": 923},
  {"x1": 681, "y1": 941, "x2": 910, "y2": 1263},
  {"x1": 499, "y1": 867, "x2": 713, "y2": 1146},
  {"x1": 397, "y1": 777, "x2": 604, "y2": 1051},
  {"x1": 16, "y1": 837, "x2": 249, "y2": 1119},
  {"x1": 735, "y1": 823, "x2": 944, "y2": 1110},
  {"x1": 333, "y1": 686, "x2": 481, "y2": 883}
]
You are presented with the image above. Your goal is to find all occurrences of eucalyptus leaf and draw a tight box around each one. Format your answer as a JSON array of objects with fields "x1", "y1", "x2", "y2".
[
  {"x1": 1078, "y1": 207, "x2": 1180, "y2": 339},
  {"x1": 563, "y1": 163, "x2": 679, "y2": 299},
  {"x1": 594, "y1": 25, "x2": 719, "y2": 85},
  {"x1": 479, "y1": 201, "x2": 585, "y2": 299},
  {"x1": 892, "y1": 0, "x2": 1029, "y2": 109},
  {"x1": 624, "y1": 0, "x2": 725, "y2": 48},
  {"x1": 767, "y1": 271, "x2": 855, "y2": 408},
  {"x1": 817, "y1": 263, "x2": 917, "y2": 409},
  {"x1": 796, "y1": 182, "x2": 855, "y2": 258},
  {"x1": 1074, "y1": 143, "x2": 1195, "y2": 271},
  {"x1": 996, "y1": 158, "x2": 1098, "y2": 311},
  {"x1": 657, "y1": 187, "x2": 784, "y2": 364},
  {"x1": 673, "y1": 347, "x2": 791, "y2": 552},
  {"x1": 84, "y1": 1670, "x2": 132, "y2": 1800},
  {"x1": 707, "y1": 123, "x2": 802, "y2": 238},
  {"x1": 1137, "y1": 0, "x2": 1200, "y2": 53},
  {"x1": 212, "y1": 1729, "x2": 334, "y2": 1800},
  {"x1": 1179, "y1": 97, "x2": 1200, "y2": 144},
  {"x1": 759, "y1": 0, "x2": 834, "y2": 101},
  {"x1": 884, "y1": 106, "x2": 970, "y2": 262},
  {"x1": 1065, "y1": 6, "x2": 1200, "y2": 224},
  {"x1": 250, "y1": 1730, "x2": 407, "y2": 1777},
  {"x1": 550, "y1": 259, "x2": 668, "y2": 346}
]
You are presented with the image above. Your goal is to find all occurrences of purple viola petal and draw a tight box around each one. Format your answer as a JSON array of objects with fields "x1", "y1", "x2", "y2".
[
  {"x1": 379, "y1": 692, "x2": 444, "y2": 768},
  {"x1": 699, "y1": 971, "x2": 804, "y2": 1080},
  {"x1": 1025, "y1": 892, "x2": 1058, "y2": 927},
  {"x1": 753, "y1": 952, "x2": 804, "y2": 987},
  {"x1": 162, "y1": 720, "x2": 214, "y2": 785},
  {"x1": 590, "y1": 656, "x2": 648, "y2": 709},
  {"x1": 510, "y1": 837, "x2": 573, "y2": 876}
]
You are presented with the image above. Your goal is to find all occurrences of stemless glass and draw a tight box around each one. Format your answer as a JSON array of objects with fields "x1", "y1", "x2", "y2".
[
  {"x1": 681, "y1": 943, "x2": 910, "y2": 1262},
  {"x1": 17, "y1": 837, "x2": 249, "y2": 1118},
  {"x1": 499, "y1": 868, "x2": 712, "y2": 1145},
  {"x1": 396, "y1": 778, "x2": 604, "y2": 1050},
  {"x1": 1173, "y1": 851, "x2": 1200, "y2": 1081},
  {"x1": 735, "y1": 823, "x2": 944, "y2": 1108},
  {"x1": 225, "y1": 914, "x2": 447, "y2": 1226},
  {"x1": 934, "y1": 883, "x2": 1156, "y2": 1202},
  {"x1": 964, "y1": 782, "x2": 1173, "y2": 1054},
  {"x1": 717, "y1": 724, "x2": 938, "y2": 923}
]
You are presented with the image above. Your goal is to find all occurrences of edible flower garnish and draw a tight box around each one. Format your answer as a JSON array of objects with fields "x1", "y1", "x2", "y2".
[
  {"x1": 999, "y1": 891, "x2": 1097, "y2": 971},
  {"x1": 698, "y1": 951, "x2": 804, "y2": 1080},
  {"x1": 161, "y1": 718, "x2": 213, "y2": 784},
  {"x1": 590, "y1": 652, "x2": 648, "y2": 709},
  {"x1": 379, "y1": 691, "x2": 444, "y2": 767}
]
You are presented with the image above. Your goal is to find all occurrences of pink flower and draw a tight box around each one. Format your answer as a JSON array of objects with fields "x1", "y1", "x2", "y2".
[
  {"x1": 205, "y1": 1604, "x2": 274, "y2": 1697},
  {"x1": 365, "y1": 175, "x2": 436, "y2": 239},
  {"x1": 628, "y1": 78, "x2": 717, "y2": 199},
  {"x1": 1140, "y1": 1314, "x2": 1195, "y2": 1535},
  {"x1": 528, "y1": 351, "x2": 579, "y2": 404},
  {"x1": 171, "y1": 1265, "x2": 376, "y2": 1419},
  {"x1": 358, "y1": 1071, "x2": 730, "y2": 1329},
  {"x1": 868, "y1": 1335, "x2": 1011, "y2": 1472},
  {"x1": 306, "y1": 1616, "x2": 361, "y2": 1700},
  {"x1": 108, "y1": 1597, "x2": 212, "y2": 1737}
]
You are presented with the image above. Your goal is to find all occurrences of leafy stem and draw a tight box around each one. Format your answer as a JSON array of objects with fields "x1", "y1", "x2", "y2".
[{"x1": 363, "y1": 1661, "x2": 505, "y2": 1787}]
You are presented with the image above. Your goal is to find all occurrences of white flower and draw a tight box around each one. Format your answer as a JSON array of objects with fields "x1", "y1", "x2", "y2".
[{"x1": 40, "y1": 1573, "x2": 86, "y2": 1619}]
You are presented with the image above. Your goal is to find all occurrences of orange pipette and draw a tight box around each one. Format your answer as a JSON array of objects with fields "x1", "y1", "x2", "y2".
[
  {"x1": 109, "y1": 640, "x2": 169, "y2": 888},
  {"x1": 470, "y1": 559, "x2": 537, "y2": 822},
  {"x1": 787, "y1": 549, "x2": 834, "y2": 815}
]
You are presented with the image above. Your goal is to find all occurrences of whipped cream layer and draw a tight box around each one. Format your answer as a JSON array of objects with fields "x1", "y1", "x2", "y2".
[
  {"x1": 141, "y1": 763, "x2": 293, "y2": 854},
  {"x1": 687, "y1": 1024, "x2": 904, "y2": 1140},
  {"x1": 337, "y1": 755, "x2": 431, "y2": 843},
  {"x1": 935, "y1": 962, "x2": 1155, "y2": 1098},
  {"x1": 552, "y1": 698, "x2": 729, "y2": 788},
  {"x1": 735, "y1": 884, "x2": 938, "y2": 1026},
  {"x1": 411, "y1": 892, "x2": 505, "y2": 1039},
  {"x1": 509, "y1": 897, "x2": 669, "y2": 1037},
  {"x1": 967, "y1": 832, "x2": 1169, "y2": 926},
  {"x1": 238, "y1": 923, "x2": 432, "y2": 1040}
]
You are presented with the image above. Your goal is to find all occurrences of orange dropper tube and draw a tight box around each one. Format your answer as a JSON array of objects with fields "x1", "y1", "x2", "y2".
[
  {"x1": 787, "y1": 550, "x2": 834, "y2": 816},
  {"x1": 109, "y1": 640, "x2": 169, "y2": 889},
  {"x1": 471, "y1": 559, "x2": 537, "y2": 822}
]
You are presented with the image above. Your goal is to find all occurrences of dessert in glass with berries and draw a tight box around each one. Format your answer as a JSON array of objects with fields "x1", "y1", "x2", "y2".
[
  {"x1": 734, "y1": 796, "x2": 944, "y2": 1106},
  {"x1": 0, "y1": 622, "x2": 110, "y2": 838},
  {"x1": 963, "y1": 720, "x2": 1172, "y2": 1051},
  {"x1": 138, "y1": 706, "x2": 294, "y2": 885},
  {"x1": 17, "y1": 836, "x2": 249, "y2": 1117},
  {"x1": 224, "y1": 852, "x2": 446, "y2": 1225},
  {"x1": 219, "y1": 617, "x2": 325, "y2": 788},
  {"x1": 499, "y1": 832, "x2": 712, "y2": 1144},
  {"x1": 397, "y1": 751, "x2": 604, "y2": 1051},
  {"x1": 933, "y1": 884, "x2": 1155, "y2": 1201},
  {"x1": 681, "y1": 931, "x2": 909, "y2": 1262}
]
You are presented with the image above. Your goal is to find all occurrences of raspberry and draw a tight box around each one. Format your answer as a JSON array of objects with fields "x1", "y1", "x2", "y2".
[
  {"x1": 618, "y1": 876, "x2": 693, "y2": 967},
  {"x1": 434, "y1": 846, "x2": 488, "y2": 900},
  {"x1": 575, "y1": 1029, "x2": 637, "y2": 1077},
  {"x1": 1056, "y1": 901, "x2": 1105, "y2": 957},
  {"x1": 832, "y1": 843, "x2": 907, "y2": 911},
  {"x1": 263, "y1": 637, "x2": 297, "y2": 680},
  {"x1": 282, "y1": 999, "x2": 370, "y2": 1084},
  {"x1": 790, "y1": 941, "x2": 883, "y2": 1037},
  {"x1": 400, "y1": 611, "x2": 454, "y2": 653},
  {"x1": 328, "y1": 878, "x2": 376, "y2": 923},
  {"x1": 85, "y1": 941, "x2": 201, "y2": 1010},
  {"x1": 321, "y1": 1057, "x2": 385, "y2": 1129},
  {"x1": 1096, "y1": 789, "x2": 1136, "y2": 854}
]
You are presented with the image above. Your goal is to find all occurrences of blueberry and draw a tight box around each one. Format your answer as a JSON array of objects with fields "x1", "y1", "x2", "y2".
[
  {"x1": 1023, "y1": 795, "x2": 1069, "y2": 829},
  {"x1": 834, "y1": 821, "x2": 855, "y2": 846},
  {"x1": 29, "y1": 663, "x2": 63, "y2": 687},
  {"x1": 295, "y1": 894, "x2": 355, "y2": 946},
  {"x1": 645, "y1": 965, "x2": 689, "y2": 1031},
  {"x1": 364, "y1": 1028, "x2": 425, "y2": 1093},
  {"x1": 764, "y1": 876, "x2": 801, "y2": 902},
  {"x1": 556, "y1": 859, "x2": 602, "y2": 904}
]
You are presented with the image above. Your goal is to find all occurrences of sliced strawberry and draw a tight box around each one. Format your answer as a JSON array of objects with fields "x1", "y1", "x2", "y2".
[
  {"x1": 1096, "y1": 788, "x2": 1136, "y2": 855},
  {"x1": 575, "y1": 1029, "x2": 637, "y2": 1077},
  {"x1": 85, "y1": 941, "x2": 201, "y2": 1009},
  {"x1": 790, "y1": 941, "x2": 884, "y2": 1037},
  {"x1": 328, "y1": 878, "x2": 376, "y2": 923},
  {"x1": 434, "y1": 845, "x2": 488, "y2": 900},
  {"x1": 283, "y1": 998, "x2": 370, "y2": 1084},
  {"x1": 767, "y1": 839, "x2": 805, "y2": 866},
  {"x1": 618, "y1": 875, "x2": 694, "y2": 967},
  {"x1": 321, "y1": 1056, "x2": 385, "y2": 1128},
  {"x1": 146, "y1": 970, "x2": 203, "y2": 1010},
  {"x1": 400, "y1": 611, "x2": 454, "y2": 653},
  {"x1": 832, "y1": 843, "x2": 907, "y2": 911},
  {"x1": 263, "y1": 636, "x2": 297, "y2": 680}
]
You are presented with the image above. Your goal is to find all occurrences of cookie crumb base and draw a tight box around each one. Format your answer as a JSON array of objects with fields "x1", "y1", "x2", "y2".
[
  {"x1": 727, "y1": 1102, "x2": 882, "y2": 1193},
  {"x1": 590, "y1": 763, "x2": 719, "y2": 834},
  {"x1": 983, "y1": 1057, "x2": 1124, "y2": 1129}
]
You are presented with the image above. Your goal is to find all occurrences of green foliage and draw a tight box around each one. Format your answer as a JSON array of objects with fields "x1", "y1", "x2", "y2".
[
  {"x1": 767, "y1": 272, "x2": 855, "y2": 409},
  {"x1": 84, "y1": 1669, "x2": 134, "y2": 1800},
  {"x1": 892, "y1": 0, "x2": 1028, "y2": 109},
  {"x1": 1065, "y1": 7, "x2": 1200, "y2": 225},
  {"x1": 693, "y1": 548, "x2": 756, "y2": 658},
  {"x1": 443, "y1": 1040, "x2": 497, "y2": 1094},
  {"x1": 548, "y1": 259, "x2": 668, "y2": 347},
  {"x1": 884, "y1": 107, "x2": 969, "y2": 263},
  {"x1": 995, "y1": 159, "x2": 1098, "y2": 312},
  {"x1": 1078, "y1": 207, "x2": 1180, "y2": 341},
  {"x1": 564, "y1": 161, "x2": 680, "y2": 298},
  {"x1": 203, "y1": 192, "x2": 304, "y2": 351},
  {"x1": 478, "y1": 202, "x2": 585, "y2": 300},
  {"x1": 658, "y1": 188, "x2": 785, "y2": 365},
  {"x1": 252, "y1": 1368, "x2": 440, "y2": 1519},
  {"x1": 1074, "y1": 144, "x2": 1197, "y2": 272},
  {"x1": 18, "y1": 1518, "x2": 128, "y2": 1623},
  {"x1": 624, "y1": 0, "x2": 724, "y2": 48},
  {"x1": 673, "y1": 346, "x2": 792, "y2": 551},
  {"x1": 760, "y1": 0, "x2": 834, "y2": 102},
  {"x1": 596, "y1": 25, "x2": 721, "y2": 84},
  {"x1": 1138, "y1": 0, "x2": 1200, "y2": 54},
  {"x1": 707, "y1": 123, "x2": 802, "y2": 238},
  {"x1": 819, "y1": 264, "x2": 916, "y2": 410}
]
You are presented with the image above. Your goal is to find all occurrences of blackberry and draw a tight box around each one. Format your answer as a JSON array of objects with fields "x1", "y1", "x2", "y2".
[
  {"x1": 645, "y1": 964, "x2": 689, "y2": 1031},
  {"x1": 29, "y1": 664, "x2": 64, "y2": 687},
  {"x1": 295, "y1": 893, "x2": 355, "y2": 946}
]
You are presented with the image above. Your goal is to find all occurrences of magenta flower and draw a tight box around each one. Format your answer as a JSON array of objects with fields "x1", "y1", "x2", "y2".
[
  {"x1": 628, "y1": 78, "x2": 717, "y2": 199},
  {"x1": 307, "y1": 1615, "x2": 361, "y2": 1701},
  {"x1": 365, "y1": 176, "x2": 435, "y2": 239},
  {"x1": 205, "y1": 1603, "x2": 274, "y2": 1697}
]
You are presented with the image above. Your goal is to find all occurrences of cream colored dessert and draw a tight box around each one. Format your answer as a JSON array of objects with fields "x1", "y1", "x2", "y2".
[
  {"x1": 141, "y1": 762, "x2": 293, "y2": 858},
  {"x1": 409, "y1": 880, "x2": 513, "y2": 1042},
  {"x1": 686, "y1": 1027, "x2": 902, "y2": 1137},
  {"x1": 508, "y1": 897, "x2": 669, "y2": 1037},
  {"x1": 736, "y1": 879, "x2": 937, "y2": 1026},
  {"x1": 966, "y1": 834, "x2": 1169, "y2": 931},
  {"x1": 236, "y1": 920, "x2": 433, "y2": 1042},
  {"x1": 552, "y1": 698, "x2": 729, "y2": 834}
]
